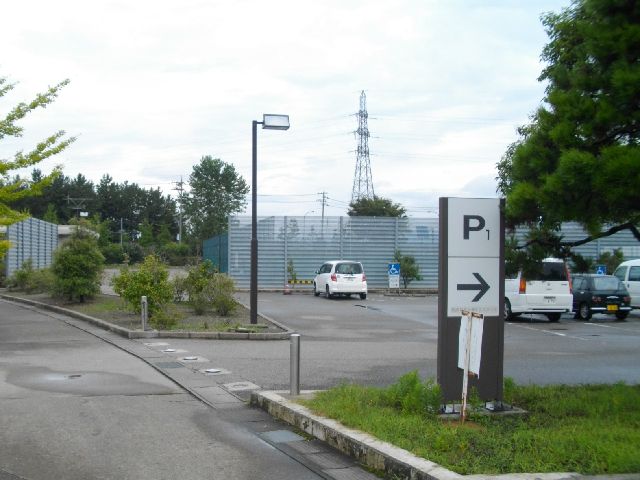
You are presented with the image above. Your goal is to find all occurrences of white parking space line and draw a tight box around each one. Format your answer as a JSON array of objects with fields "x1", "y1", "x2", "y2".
[
  {"x1": 583, "y1": 322, "x2": 638, "y2": 332},
  {"x1": 508, "y1": 323, "x2": 589, "y2": 340}
]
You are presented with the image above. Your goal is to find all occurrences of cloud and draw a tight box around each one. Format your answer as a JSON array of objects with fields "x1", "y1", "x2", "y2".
[{"x1": 1, "y1": 0, "x2": 569, "y2": 217}]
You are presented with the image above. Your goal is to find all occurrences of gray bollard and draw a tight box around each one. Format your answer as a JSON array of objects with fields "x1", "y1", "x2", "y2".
[
  {"x1": 290, "y1": 333, "x2": 300, "y2": 396},
  {"x1": 141, "y1": 296, "x2": 148, "y2": 331}
]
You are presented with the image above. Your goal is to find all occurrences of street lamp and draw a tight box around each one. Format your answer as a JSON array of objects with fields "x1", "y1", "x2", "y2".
[
  {"x1": 251, "y1": 114, "x2": 290, "y2": 324},
  {"x1": 303, "y1": 210, "x2": 315, "y2": 241}
]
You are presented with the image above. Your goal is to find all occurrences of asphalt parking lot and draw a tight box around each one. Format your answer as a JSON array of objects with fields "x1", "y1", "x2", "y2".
[{"x1": 226, "y1": 291, "x2": 640, "y2": 390}]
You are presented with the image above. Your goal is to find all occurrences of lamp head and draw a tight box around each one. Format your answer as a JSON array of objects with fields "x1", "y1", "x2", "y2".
[{"x1": 262, "y1": 114, "x2": 290, "y2": 130}]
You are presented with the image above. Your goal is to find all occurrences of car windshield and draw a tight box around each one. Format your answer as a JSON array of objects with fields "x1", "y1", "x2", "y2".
[
  {"x1": 335, "y1": 263, "x2": 362, "y2": 274},
  {"x1": 593, "y1": 276, "x2": 623, "y2": 291}
]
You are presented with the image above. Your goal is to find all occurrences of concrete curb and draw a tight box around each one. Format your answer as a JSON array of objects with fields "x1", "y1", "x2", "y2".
[
  {"x1": 251, "y1": 390, "x2": 637, "y2": 480},
  {"x1": 0, "y1": 293, "x2": 294, "y2": 340}
]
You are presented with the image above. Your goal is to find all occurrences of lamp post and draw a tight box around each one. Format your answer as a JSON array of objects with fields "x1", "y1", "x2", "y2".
[
  {"x1": 251, "y1": 114, "x2": 290, "y2": 324},
  {"x1": 303, "y1": 210, "x2": 315, "y2": 242}
]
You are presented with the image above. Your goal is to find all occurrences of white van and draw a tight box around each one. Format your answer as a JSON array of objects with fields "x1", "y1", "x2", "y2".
[
  {"x1": 504, "y1": 258, "x2": 573, "y2": 322},
  {"x1": 613, "y1": 259, "x2": 640, "y2": 308}
]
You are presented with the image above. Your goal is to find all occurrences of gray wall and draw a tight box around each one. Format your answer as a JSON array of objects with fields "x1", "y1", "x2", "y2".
[
  {"x1": 5, "y1": 218, "x2": 58, "y2": 277},
  {"x1": 226, "y1": 216, "x2": 640, "y2": 289}
]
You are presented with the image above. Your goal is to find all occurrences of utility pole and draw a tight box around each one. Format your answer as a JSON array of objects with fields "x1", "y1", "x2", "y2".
[
  {"x1": 66, "y1": 195, "x2": 90, "y2": 218},
  {"x1": 317, "y1": 191, "x2": 327, "y2": 223},
  {"x1": 318, "y1": 191, "x2": 328, "y2": 236},
  {"x1": 173, "y1": 177, "x2": 184, "y2": 243},
  {"x1": 351, "y1": 90, "x2": 375, "y2": 203}
]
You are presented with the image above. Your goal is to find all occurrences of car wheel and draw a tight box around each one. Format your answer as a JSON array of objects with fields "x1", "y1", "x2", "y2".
[
  {"x1": 546, "y1": 313, "x2": 561, "y2": 322},
  {"x1": 325, "y1": 285, "x2": 332, "y2": 299},
  {"x1": 578, "y1": 302, "x2": 592, "y2": 320},
  {"x1": 504, "y1": 298, "x2": 513, "y2": 320},
  {"x1": 360, "y1": 293, "x2": 367, "y2": 300},
  {"x1": 615, "y1": 311, "x2": 628, "y2": 321},
  {"x1": 313, "y1": 283, "x2": 320, "y2": 297}
]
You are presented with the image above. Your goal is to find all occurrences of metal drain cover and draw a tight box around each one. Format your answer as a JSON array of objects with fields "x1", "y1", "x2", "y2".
[{"x1": 154, "y1": 362, "x2": 185, "y2": 369}]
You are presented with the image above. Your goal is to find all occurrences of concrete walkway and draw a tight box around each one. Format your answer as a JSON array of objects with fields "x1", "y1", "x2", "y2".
[{"x1": 0, "y1": 297, "x2": 378, "y2": 480}]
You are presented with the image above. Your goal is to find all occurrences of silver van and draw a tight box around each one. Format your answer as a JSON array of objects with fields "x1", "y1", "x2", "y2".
[
  {"x1": 504, "y1": 258, "x2": 573, "y2": 322},
  {"x1": 613, "y1": 259, "x2": 640, "y2": 308}
]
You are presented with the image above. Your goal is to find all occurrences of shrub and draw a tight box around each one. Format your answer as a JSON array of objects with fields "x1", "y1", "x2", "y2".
[
  {"x1": 112, "y1": 255, "x2": 173, "y2": 319},
  {"x1": 182, "y1": 261, "x2": 237, "y2": 316},
  {"x1": 184, "y1": 260, "x2": 218, "y2": 314},
  {"x1": 159, "y1": 242, "x2": 192, "y2": 266},
  {"x1": 122, "y1": 242, "x2": 144, "y2": 264},
  {"x1": 149, "y1": 305, "x2": 178, "y2": 330},
  {"x1": 7, "y1": 259, "x2": 54, "y2": 293},
  {"x1": 210, "y1": 274, "x2": 237, "y2": 316},
  {"x1": 7, "y1": 259, "x2": 35, "y2": 291},
  {"x1": 172, "y1": 274, "x2": 188, "y2": 302},
  {"x1": 29, "y1": 268, "x2": 55, "y2": 293},
  {"x1": 101, "y1": 243, "x2": 125, "y2": 264},
  {"x1": 393, "y1": 249, "x2": 423, "y2": 288},
  {"x1": 52, "y1": 229, "x2": 105, "y2": 302}
]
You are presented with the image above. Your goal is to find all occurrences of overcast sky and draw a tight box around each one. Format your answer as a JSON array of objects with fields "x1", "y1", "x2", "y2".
[{"x1": 2, "y1": 0, "x2": 569, "y2": 217}]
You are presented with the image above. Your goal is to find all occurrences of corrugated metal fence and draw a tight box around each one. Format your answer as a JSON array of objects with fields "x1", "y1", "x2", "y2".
[
  {"x1": 223, "y1": 216, "x2": 640, "y2": 289},
  {"x1": 228, "y1": 216, "x2": 439, "y2": 289},
  {"x1": 202, "y1": 233, "x2": 228, "y2": 273},
  {"x1": 5, "y1": 218, "x2": 58, "y2": 277}
]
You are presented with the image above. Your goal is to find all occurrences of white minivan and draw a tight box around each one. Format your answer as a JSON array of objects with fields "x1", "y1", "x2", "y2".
[
  {"x1": 313, "y1": 260, "x2": 367, "y2": 299},
  {"x1": 504, "y1": 258, "x2": 573, "y2": 322},
  {"x1": 613, "y1": 259, "x2": 640, "y2": 308}
]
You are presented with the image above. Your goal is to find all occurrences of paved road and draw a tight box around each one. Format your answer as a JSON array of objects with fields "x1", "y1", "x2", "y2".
[
  {"x1": 3, "y1": 288, "x2": 638, "y2": 479},
  {"x1": 226, "y1": 291, "x2": 640, "y2": 388},
  {"x1": 0, "y1": 299, "x2": 376, "y2": 480}
]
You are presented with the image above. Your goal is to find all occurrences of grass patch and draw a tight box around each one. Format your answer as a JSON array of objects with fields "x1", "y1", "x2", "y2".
[{"x1": 300, "y1": 373, "x2": 640, "y2": 475}]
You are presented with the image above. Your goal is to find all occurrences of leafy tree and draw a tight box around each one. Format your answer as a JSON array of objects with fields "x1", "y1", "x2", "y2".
[
  {"x1": 596, "y1": 248, "x2": 625, "y2": 274},
  {"x1": 0, "y1": 76, "x2": 75, "y2": 258},
  {"x1": 157, "y1": 223, "x2": 173, "y2": 246},
  {"x1": 497, "y1": 0, "x2": 640, "y2": 261},
  {"x1": 139, "y1": 218, "x2": 154, "y2": 247},
  {"x1": 348, "y1": 196, "x2": 406, "y2": 217},
  {"x1": 570, "y1": 248, "x2": 624, "y2": 274},
  {"x1": 52, "y1": 226, "x2": 104, "y2": 302},
  {"x1": 94, "y1": 175, "x2": 178, "y2": 244},
  {"x1": 393, "y1": 249, "x2": 422, "y2": 288},
  {"x1": 183, "y1": 156, "x2": 249, "y2": 245},
  {"x1": 42, "y1": 204, "x2": 59, "y2": 224}
]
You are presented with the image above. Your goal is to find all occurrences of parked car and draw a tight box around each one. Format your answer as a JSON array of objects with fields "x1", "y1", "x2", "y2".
[
  {"x1": 572, "y1": 274, "x2": 631, "y2": 320},
  {"x1": 613, "y1": 259, "x2": 640, "y2": 308},
  {"x1": 504, "y1": 258, "x2": 573, "y2": 322},
  {"x1": 313, "y1": 260, "x2": 367, "y2": 299}
]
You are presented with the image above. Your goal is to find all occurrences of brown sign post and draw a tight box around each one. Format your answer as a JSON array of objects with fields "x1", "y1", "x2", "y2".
[{"x1": 437, "y1": 197, "x2": 505, "y2": 402}]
